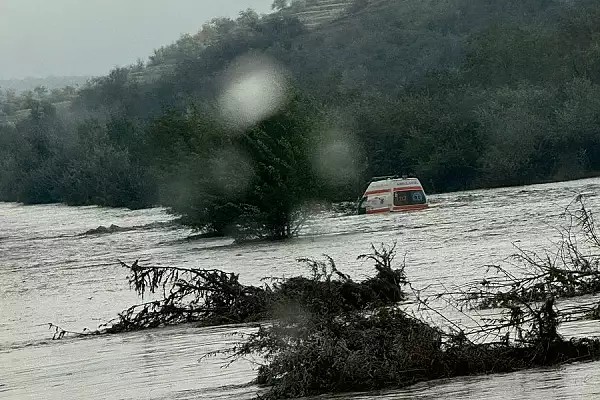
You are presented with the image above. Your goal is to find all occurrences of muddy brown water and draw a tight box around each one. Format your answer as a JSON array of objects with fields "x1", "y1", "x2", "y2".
[{"x1": 3, "y1": 178, "x2": 600, "y2": 399}]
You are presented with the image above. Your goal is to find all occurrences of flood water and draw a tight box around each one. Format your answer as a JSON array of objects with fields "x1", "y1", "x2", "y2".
[{"x1": 3, "y1": 178, "x2": 600, "y2": 399}]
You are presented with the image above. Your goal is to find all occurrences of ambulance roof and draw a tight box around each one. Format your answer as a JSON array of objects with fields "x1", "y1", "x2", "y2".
[{"x1": 366, "y1": 178, "x2": 423, "y2": 191}]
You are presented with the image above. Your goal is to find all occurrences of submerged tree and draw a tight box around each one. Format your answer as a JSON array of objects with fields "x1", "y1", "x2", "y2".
[{"x1": 152, "y1": 91, "x2": 325, "y2": 240}]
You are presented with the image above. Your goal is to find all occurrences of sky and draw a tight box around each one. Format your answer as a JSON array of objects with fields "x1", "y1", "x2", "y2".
[{"x1": 0, "y1": 0, "x2": 273, "y2": 80}]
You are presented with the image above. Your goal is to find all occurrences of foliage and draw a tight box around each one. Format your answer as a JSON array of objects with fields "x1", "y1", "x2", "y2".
[
  {"x1": 0, "y1": 108, "x2": 154, "y2": 208},
  {"x1": 245, "y1": 308, "x2": 444, "y2": 398},
  {"x1": 6, "y1": 0, "x2": 600, "y2": 228},
  {"x1": 148, "y1": 91, "x2": 326, "y2": 240}
]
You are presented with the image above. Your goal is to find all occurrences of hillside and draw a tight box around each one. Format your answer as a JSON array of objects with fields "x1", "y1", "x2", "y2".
[
  {"x1": 0, "y1": 76, "x2": 90, "y2": 93},
  {"x1": 2, "y1": 0, "x2": 600, "y2": 214},
  {"x1": 289, "y1": 0, "x2": 355, "y2": 28}
]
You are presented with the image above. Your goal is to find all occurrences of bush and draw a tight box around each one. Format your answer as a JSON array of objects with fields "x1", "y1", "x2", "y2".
[
  {"x1": 154, "y1": 92, "x2": 327, "y2": 241},
  {"x1": 250, "y1": 308, "x2": 443, "y2": 398}
]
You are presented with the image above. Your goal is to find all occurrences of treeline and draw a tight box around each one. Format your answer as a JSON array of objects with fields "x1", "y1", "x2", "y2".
[
  {"x1": 0, "y1": 75, "x2": 89, "y2": 94},
  {"x1": 0, "y1": 100, "x2": 153, "y2": 208},
  {"x1": 2, "y1": 0, "x2": 600, "y2": 237},
  {"x1": 0, "y1": 86, "x2": 79, "y2": 118}
]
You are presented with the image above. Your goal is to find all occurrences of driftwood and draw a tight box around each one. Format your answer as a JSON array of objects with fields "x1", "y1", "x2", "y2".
[{"x1": 50, "y1": 243, "x2": 408, "y2": 338}]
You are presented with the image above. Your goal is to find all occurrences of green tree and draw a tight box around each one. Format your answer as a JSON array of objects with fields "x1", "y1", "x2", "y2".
[{"x1": 151, "y1": 92, "x2": 323, "y2": 240}]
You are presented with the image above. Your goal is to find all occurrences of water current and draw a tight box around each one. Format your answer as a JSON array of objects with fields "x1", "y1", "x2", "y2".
[{"x1": 3, "y1": 178, "x2": 600, "y2": 399}]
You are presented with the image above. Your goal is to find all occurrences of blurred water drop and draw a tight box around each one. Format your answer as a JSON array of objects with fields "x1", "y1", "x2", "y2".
[
  {"x1": 314, "y1": 129, "x2": 361, "y2": 187},
  {"x1": 209, "y1": 148, "x2": 254, "y2": 195},
  {"x1": 219, "y1": 54, "x2": 288, "y2": 130}
]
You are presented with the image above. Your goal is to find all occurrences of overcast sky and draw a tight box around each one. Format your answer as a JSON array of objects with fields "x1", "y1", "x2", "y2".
[{"x1": 0, "y1": 0, "x2": 273, "y2": 80}]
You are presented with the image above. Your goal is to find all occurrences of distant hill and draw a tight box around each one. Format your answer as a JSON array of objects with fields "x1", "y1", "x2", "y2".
[
  {"x1": 0, "y1": 76, "x2": 91, "y2": 93},
  {"x1": 4, "y1": 0, "x2": 600, "y2": 211}
]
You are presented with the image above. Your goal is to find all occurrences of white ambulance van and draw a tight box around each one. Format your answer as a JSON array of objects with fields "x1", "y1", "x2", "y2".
[{"x1": 357, "y1": 176, "x2": 428, "y2": 215}]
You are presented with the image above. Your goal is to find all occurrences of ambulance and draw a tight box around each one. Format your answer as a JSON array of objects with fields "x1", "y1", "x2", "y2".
[{"x1": 357, "y1": 176, "x2": 428, "y2": 215}]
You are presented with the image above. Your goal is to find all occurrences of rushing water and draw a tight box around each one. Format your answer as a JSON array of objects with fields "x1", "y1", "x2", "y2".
[{"x1": 3, "y1": 178, "x2": 600, "y2": 399}]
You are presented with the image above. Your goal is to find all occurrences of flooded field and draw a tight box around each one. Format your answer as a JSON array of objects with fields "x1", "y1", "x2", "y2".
[{"x1": 3, "y1": 178, "x2": 600, "y2": 399}]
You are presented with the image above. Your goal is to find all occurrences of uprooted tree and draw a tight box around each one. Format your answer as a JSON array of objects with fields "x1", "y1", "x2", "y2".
[{"x1": 49, "y1": 242, "x2": 409, "y2": 339}]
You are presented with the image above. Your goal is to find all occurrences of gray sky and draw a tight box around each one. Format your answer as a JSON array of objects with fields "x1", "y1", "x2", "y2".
[{"x1": 0, "y1": 0, "x2": 273, "y2": 80}]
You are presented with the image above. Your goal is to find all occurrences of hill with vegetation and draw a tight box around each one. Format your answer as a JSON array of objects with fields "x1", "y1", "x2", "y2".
[
  {"x1": 0, "y1": 76, "x2": 90, "y2": 93},
  {"x1": 281, "y1": 0, "x2": 356, "y2": 28},
  {"x1": 2, "y1": 0, "x2": 600, "y2": 238}
]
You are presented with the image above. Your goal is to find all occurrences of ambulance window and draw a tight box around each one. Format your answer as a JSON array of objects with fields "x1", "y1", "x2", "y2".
[
  {"x1": 394, "y1": 190, "x2": 426, "y2": 206},
  {"x1": 394, "y1": 193, "x2": 407, "y2": 205}
]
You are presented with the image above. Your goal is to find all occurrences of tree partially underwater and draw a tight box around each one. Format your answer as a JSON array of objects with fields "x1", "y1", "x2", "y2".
[{"x1": 51, "y1": 197, "x2": 600, "y2": 399}]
